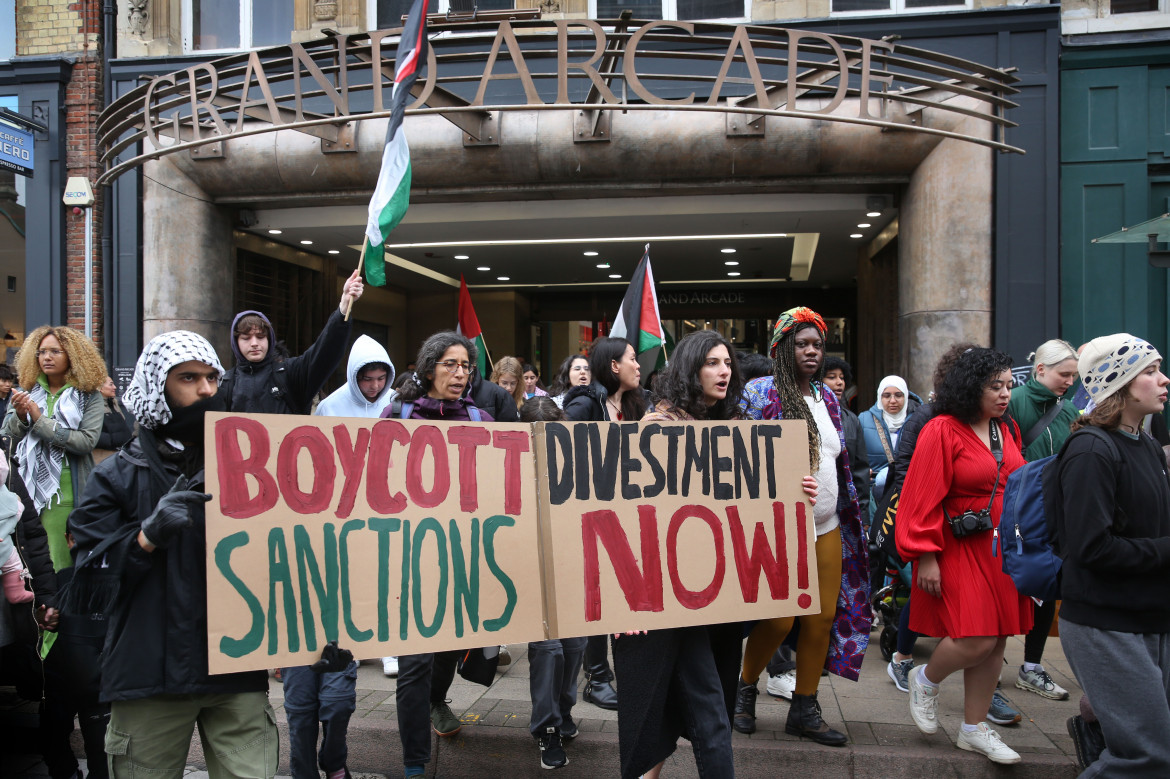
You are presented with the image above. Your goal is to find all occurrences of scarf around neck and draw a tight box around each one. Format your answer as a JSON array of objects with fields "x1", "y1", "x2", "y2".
[
  {"x1": 876, "y1": 375, "x2": 909, "y2": 433},
  {"x1": 17, "y1": 381, "x2": 85, "y2": 513}
]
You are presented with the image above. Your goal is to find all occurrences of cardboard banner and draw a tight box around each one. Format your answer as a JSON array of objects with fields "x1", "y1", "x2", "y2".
[
  {"x1": 205, "y1": 414, "x2": 816, "y2": 673},
  {"x1": 534, "y1": 420, "x2": 818, "y2": 638},
  {"x1": 204, "y1": 412, "x2": 544, "y2": 674}
]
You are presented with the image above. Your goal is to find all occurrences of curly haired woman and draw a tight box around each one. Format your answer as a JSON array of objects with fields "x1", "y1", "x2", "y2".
[
  {"x1": 2, "y1": 324, "x2": 108, "y2": 779},
  {"x1": 733, "y1": 307, "x2": 871, "y2": 747},
  {"x1": 896, "y1": 347, "x2": 1031, "y2": 765}
]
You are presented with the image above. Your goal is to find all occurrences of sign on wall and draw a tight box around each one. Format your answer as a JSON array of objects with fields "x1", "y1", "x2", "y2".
[
  {"x1": 0, "y1": 120, "x2": 33, "y2": 177},
  {"x1": 205, "y1": 413, "x2": 814, "y2": 674}
]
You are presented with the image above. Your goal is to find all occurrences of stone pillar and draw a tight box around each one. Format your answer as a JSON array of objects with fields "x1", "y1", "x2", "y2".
[
  {"x1": 142, "y1": 157, "x2": 235, "y2": 361},
  {"x1": 898, "y1": 116, "x2": 994, "y2": 396}
]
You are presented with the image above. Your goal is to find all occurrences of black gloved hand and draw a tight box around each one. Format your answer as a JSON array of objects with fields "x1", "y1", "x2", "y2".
[
  {"x1": 311, "y1": 641, "x2": 354, "y2": 674},
  {"x1": 140, "y1": 475, "x2": 211, "y2": 549}
]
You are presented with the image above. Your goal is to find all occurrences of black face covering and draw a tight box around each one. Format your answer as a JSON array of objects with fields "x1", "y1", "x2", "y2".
[{"x1": 157, "y1": 392, "x2": 227, "y2": 444}]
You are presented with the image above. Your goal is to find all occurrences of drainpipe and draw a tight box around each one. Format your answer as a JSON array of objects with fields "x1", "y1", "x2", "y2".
[{"x1": 101, "y1": 0, "x2": 116, "y2": 364}]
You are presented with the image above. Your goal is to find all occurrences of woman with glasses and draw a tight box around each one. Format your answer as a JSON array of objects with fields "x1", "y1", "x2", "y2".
[
  {"x1": 897, "y1": 347, "x2": 1031, "y2": 765},
  {"x1": 2, "y1": 325, "x2": 108, "y2": 779},
  {"x1": 378, "y1": 330, "x2": 492, "y2": 779}
]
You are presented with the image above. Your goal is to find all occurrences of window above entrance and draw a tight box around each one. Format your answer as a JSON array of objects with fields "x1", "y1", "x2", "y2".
[
  {"x1": 590, "y1": 0, "x2": 750, "y2": 21},
  {"x1": 830, "y1": 0, "x2": 970, "y2": 15},
  {"x1": 183, "y1": 0, "x2": 295, "y2": 52}
]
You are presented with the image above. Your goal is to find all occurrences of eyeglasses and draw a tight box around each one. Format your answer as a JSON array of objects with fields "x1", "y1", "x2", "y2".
[
  {"x1": 437, "y1": 360, "x2": 472, "y2": 375},
  {"x1": 36, "y1": 349, "x2": 64, "y2": 357}
]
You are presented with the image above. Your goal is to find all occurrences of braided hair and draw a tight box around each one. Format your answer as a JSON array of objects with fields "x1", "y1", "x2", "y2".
[{"x1": 772, "y1": 322, "x2": 826, "y2": 470}]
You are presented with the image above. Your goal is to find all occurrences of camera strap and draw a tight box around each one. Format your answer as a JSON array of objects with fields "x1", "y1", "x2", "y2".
[{"x1": 985, "y1": 419, "x2": 1005, "y2": 514}]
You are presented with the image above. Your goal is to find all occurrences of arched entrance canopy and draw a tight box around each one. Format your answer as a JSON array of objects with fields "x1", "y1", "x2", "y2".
[{"x1": 96, "y1": 16, "x2": 1021, "y2": 185}]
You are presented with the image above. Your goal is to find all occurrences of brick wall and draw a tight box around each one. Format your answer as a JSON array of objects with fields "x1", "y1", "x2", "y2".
[{"x1": 17, "y1": 0, "x2": 104, "y2": 350}]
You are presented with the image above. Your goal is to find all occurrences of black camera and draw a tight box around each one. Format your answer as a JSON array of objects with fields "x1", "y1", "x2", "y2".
[{"x1": 947, "y1": 509, "x2": 994, "y2": 539}]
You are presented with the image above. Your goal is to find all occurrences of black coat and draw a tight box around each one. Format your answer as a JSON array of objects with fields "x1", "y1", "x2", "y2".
[
  {"x1": 470, "y1": 373, "x2": 519, "y2": 422},
  {"x1": 96, "y1": 400, "x2": 134, "y2": 451},
  {"x1": 222, "y1": 309, "x2": 351, "y2": 415},
  {"x1": 13, "y1": 470, "x2": 55, "y2": 608},
  {"x1": 562, "y1": 382, "x2": 609, "y2": 422},
  {"x1": 68, "y1": 436, "x2": 268, "y2": 702}
]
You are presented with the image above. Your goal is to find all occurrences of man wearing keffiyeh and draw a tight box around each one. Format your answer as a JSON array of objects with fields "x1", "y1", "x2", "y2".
[{"x1": 69, "y1": 330, "x2": 279, "y2": 777}]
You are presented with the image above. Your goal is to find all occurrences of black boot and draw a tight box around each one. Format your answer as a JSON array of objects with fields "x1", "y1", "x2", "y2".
[
  {"x1": 733, "y1": 677, "x2": 758, "y2": 734},
  {"x1": 785, "y1": 692, "x2": 847, "y2": 746},
  {"x1": 583, "y1": 635, "x2": 618, "y2": 711}
]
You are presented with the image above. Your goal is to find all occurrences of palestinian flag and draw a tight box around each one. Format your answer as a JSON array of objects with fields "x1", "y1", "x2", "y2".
[
  {"x1": 610, "y1": 245, "x2": 666, "y2": 356},
  {"x1": 362, "y1": 0, "x2": 431, "y2": 286},
  {"x1": 457, "y1": 275, "x2": 492, "y2": 376}
]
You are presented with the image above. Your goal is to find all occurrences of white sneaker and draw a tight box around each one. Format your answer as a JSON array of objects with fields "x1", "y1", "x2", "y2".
[
  {"x1": 956, "y1": 723, "x2": 1022, "y2": 764},
  {"x1": 382, "y1": 656, "x2": 399, "y2": 677},
  {"x1": 908, "y1": 668, "x2": 939, "y2": 734},
  {"x1": 766, "y1": 669, "x2": 796, "y2": 700}
]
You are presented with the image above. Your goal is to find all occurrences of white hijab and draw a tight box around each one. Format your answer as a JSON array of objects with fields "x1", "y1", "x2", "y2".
[{"x1": 877, "y1": 375, "x2": 910, "y2": 433}]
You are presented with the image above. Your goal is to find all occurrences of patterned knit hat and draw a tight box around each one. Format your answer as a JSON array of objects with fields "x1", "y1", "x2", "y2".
[
  {"x1": 1077, "y1": 333, "x2": 1162, "y2": 404},
  {"x1": 124, "y1": 330, "x2": 225, "y2": 429},
  {"x1": 769, "y1": 307, "x2": 827, "y2": 358}
]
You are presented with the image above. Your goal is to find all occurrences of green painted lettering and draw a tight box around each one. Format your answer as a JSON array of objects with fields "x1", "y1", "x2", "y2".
[
  {"x1": 411, "y1": 518, "x2": 448, "y2": 639},
  {"x1": 368, "y1": 517, "x2": 402, "y2": 642},
  {"x1": 448, "y1": 518, "x2": 480, "y2": 638},
  {"x1": 267, "y1": 527, "x2": 299, "y2": 654},
  {"x1": 215, "y1": 531, "x2": 264, "y2": 658},
  {"x1": 293, "y1": 523, "x2": 339, "y2": 651},
  {"x1": 338, "y1": 519, "x2": 373, "y2": 642},
  {"x1": 399, "y1": 519, "x2": 411, "y2": 640},
  {"x1": 482, "y1": 515, "x2": 517, "y2": 631}
]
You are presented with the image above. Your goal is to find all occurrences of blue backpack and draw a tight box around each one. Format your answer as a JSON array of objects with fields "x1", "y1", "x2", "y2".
[
  {"x1": 999, "y1": 426, "x2": 1119, "y2": 602},
  {"x1": 391, "y1": 399, "x2": 482, "y2": 422}
]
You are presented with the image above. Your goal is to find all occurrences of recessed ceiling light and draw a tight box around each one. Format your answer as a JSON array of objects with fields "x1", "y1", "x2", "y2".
[
  {"x1": 497, "y1": 276, "x2": 510, "y2": 281},
  {"x1": 477, "y1": 266, "x2": 490, "y2": 271},
  {"x1": 300, "y1": 240, "x2": 313, "y2": 245},
  {"x1": 867, "y1": 211, "x2": 881, "y2": 217},
  {"x1": 609, "y1": 274, "x2": 621, "y2": 279},
  {"x1": 724, "y1": 261, "x2": 739, "y2": 266},
  {"x1": 728, "y1": 271, "x2": 741, "y2": 277},
  {"x1": 583, "y1": 251, "x2": 598, "y2": 256},
  {"x1": 454, "y1": 254, "x2": 469, "y2": 260},
  {"x1": 328, "y1": 250, "x2": 340, "y2": 255},
  {"x1": 267, "y1": 229, "x2": 282, "y2": 235},
  {"x1": 596, "y1": 263, "x2": 610, "y2": 269},
  {"x1": 721, "y1": 248, "x2": 736, "y2": 254},
  {"x1": 857, "y1": 223, "x2": 871, "y2": 228},
  {"x1": 850, "y1": 233, "x2": 863, "y2": 239}
]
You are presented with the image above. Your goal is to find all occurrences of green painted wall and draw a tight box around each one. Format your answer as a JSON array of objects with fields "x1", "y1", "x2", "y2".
[{"x1": 1061, "y1": 46, "x2": 1170, "y2": 365}]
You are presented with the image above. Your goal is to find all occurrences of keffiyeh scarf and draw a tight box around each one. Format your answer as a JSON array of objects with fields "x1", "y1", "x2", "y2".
[
  {"x1": 17, "y1": 383, "x2": 85, "y2": 513},
  {"x1": 124, "y1": 330, "x2": 224, "y2": 430}
]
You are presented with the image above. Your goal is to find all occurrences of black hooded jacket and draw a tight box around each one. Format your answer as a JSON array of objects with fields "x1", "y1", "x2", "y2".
[
  {"x1": 221, "y1": 309, "x2": 351, "y2": 415},
  {"x1": 68, "y1": 433, "x2": 267, "y2": 702}
]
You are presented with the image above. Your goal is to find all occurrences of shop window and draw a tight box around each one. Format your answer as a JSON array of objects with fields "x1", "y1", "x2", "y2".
[
  {"x1": 591, "y1": 0, "x2": 749, "y2": 20},
  {"x1": 830, "y1": 0, "x2": 969, "y2": 15},
  {"x1": 1111, "y1": 0, "x2": 1159, "y2": 11},
  {"x1": 184, "y1": 0, "x2": 295, "y2": 52}
]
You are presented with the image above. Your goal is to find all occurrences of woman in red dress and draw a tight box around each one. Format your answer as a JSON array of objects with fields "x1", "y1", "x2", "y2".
[{"x1": 895, "y1": 347, "x2": 1033, "y2": 765}]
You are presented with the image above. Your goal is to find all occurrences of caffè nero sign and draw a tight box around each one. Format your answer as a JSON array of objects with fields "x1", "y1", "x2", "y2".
[{"x1": 97, "y1": 17, "x2": 1022, "y2": 183}]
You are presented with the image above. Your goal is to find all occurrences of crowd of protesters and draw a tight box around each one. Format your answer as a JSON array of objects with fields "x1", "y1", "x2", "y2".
[{"x1": 1, "y1": 293, "x2": 1168, "y2": 778}]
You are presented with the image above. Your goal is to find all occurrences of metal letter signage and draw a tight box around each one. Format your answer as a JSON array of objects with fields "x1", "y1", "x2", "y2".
[{"x1": 96, "y1": 18, "x2": 1023, "y2": 184}]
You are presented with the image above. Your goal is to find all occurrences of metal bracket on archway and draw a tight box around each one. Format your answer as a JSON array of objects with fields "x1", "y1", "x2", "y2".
[
  {"x1": 463, "y1": 111, "x2": 499, "y2": 147},
  {"x1": 574, "y1": 109, "x2": 610, "y2": 143}
]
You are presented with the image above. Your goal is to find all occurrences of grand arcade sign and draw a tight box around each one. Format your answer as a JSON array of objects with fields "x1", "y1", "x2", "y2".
[{"x1": 96, "y1": 17, "x2": 1022, "y2": 184}]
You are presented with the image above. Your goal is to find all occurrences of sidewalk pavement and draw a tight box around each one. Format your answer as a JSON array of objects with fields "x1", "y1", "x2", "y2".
[{"x1": 2, "y1": 628, "x2": 1083, "y2": 778}]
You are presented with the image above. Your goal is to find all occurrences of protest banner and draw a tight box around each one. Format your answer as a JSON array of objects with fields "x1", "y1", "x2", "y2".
[
  {"x1": 204, "y1": 412, "x2": 544, "y2": 674},
  {"x1": 533, "y1": 420, "x2": 819, "y2": 638},
  {"x1": 204, "y1": 414, "x2": 817, "y2": 673}
]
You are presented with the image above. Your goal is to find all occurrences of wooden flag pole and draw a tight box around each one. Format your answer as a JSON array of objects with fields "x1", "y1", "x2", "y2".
[{"x1": 345, "y1": 237, "x2": 369, "y2": 322}]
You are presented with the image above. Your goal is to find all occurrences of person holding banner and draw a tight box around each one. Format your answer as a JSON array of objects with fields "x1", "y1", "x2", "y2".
[
  {"x1": 379, "y1": 330, "x2": 493, "y2": 778},
  {"x1": 69, "y1": 331, "x2": 278, "y2": 777},
  {"x1": 563, "y1": 336, "x2": 648, "y2": 711},
  {"x1": 612, "y1": 329, "x2": 754, "y2": 779},
  {"x1": 896, "y1": 347, "x2": 1031, "y2": 765},
  {"x1": 733, "y1": 307, "x2": 871, "y2": 747},
  {"x1": 219, "y1": 270, "x2": 363, "y2": 416}
]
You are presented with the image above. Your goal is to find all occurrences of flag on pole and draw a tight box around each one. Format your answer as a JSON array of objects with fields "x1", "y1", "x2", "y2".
[
  {"x1": 363, "y1": 0, "x2": 431, "y2": 286},
  {"x1": 610, "y1": 244, "x2": 666, "y2": 356},
  {"x1": 457, "y1": 275, "x2": 492, "y2": 376}
]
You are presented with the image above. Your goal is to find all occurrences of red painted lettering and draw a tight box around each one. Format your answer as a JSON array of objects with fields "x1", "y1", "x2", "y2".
[
  {"x1": 332, "y1": 425, "x2": 370, "y2": 519},
  {"x1": 492, "y1": 430, "x2": 530, "y2": 515},
  {"x1": 666, "y1": 505, "x2": 725, "y2": 610},
  {"x1": 272, "y1": 426, "x2": 335, "y2": 514},
  {"x1": 405, "y1": 425, "x2": 450, "y2": 509},
  {"x1": 727, "y1": 503, "x2": 788, "y2": 603},
  {"x1": 581, "y1": 506, "x2": 663, "y2": 622},
  {"x1": 796, "y1": 501, "x2": 809, "y2": 590},
  {"x1": 215, "y1": 416, "x2": 279, "y2": 519},
  {"x1": 367, "y1": 420, "x2": 409, "y2": 513},
  {"x1": 448, "y1": 426, "x2": 491, "y2": 512}
]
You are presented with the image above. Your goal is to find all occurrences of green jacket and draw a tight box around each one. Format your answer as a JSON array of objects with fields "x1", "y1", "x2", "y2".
[{"x1": 1008, "y1": 377, "x2": 1081, "y2": 461}]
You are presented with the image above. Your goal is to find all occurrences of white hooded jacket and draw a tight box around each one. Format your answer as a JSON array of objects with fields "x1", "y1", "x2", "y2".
[{"x1": 314, "y1": 335, "x2": 396, "y2": 418}]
